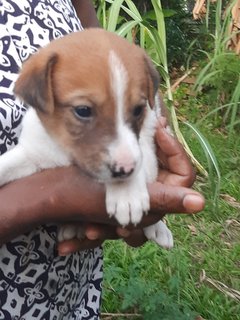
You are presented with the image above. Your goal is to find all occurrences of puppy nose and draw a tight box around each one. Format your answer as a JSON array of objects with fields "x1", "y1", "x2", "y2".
[{"x1": 110, "y1": 163, "x2": 135, "y2": 179}]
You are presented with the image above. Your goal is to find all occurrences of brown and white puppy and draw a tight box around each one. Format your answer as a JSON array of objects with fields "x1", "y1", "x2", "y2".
[{"x1": 0, "y1": 29, "x2": 173, "y2": 248}]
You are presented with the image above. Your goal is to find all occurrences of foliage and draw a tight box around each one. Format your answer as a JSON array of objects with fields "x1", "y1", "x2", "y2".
[
  {"x1": 103, "y1": 204, "x2": 240, "y2": 320},
  {"x1": 119, "y1": 272, "x2": 197, "y2": 320},
  {"x1": 95, "y1": 0, "x2": 169, "y2": 80},
  {"x1": 193, "y1": 0, "x2": 240, "y2": 134},
  {"x1": 163, "y1": 1, "x2": 204, "y2": 69},
  {"x1": 195, "y1": 51, "x2": 240, "y2": 132},
  {"x1": 102, "y1": 88, "x2": 240, "y2": 319}
]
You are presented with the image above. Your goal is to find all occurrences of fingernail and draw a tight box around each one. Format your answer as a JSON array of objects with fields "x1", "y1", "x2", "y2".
[
  {"x1": 158, "y1": 116, "x2": 167, "y2": 127},
  {"x1": 183, "y1": 194, "x2": 205, "y2": 213},
  {"x1": 156, "y1": 124, "x2": 173, "y2": 140},
  {"x1": 86, "y1": 230, "x2": 99, "y2": 240},
  {"x1": 117, "y1": 228, "x2": 131, "y2": 238},
  {"x1": 58, "y1": 249, "x2": 70, "y2": 256}
]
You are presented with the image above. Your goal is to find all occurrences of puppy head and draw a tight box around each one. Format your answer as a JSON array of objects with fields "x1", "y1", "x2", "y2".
[{"x1": 14, "y1": 29, "x2": 160, "y2": 181}]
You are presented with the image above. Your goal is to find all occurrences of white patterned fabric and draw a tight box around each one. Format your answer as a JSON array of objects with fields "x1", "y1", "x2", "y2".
[{"x1": 0, "y1": 1, "x2": 103, "y2": 319}]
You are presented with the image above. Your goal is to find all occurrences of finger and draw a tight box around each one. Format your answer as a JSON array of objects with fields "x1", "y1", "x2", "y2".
[
  {"x1": 84, "y1": 223, "x2": 118, "y2": 240},
  {"x1": 57, "y1": 223, "x2": 119, "y2": 256},
  {"x1": 138, "y1": 183, "x2": 205, "y2": 227},
  {"x1": 57, "y1": 238, "x2": 103, "y2": 256},
  {"x1": 149, "y1": 182, "x2": 204, "y2": 214},
  {"x1": 155, "y1": 123, "x2": 195, "y2": 187},
  {"x1": 158, "y1": 116, "x2": 168, "y2": 128},
  {"x1": 117, "y1": 227, "x2": 147, "y2": 247}
]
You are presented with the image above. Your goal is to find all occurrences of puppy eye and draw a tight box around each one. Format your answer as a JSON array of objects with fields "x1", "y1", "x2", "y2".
[
  {"x1": 74, "y1": 106, "x2": 93, "y2": 120},
  {"x1": 133, "y1": 105, "x2": 145, "y2": 118}
]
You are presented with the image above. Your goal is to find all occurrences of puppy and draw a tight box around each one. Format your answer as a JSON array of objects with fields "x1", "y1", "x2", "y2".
[{"x1": 0, "y1": 29, "x2": 173, "y2": 248}]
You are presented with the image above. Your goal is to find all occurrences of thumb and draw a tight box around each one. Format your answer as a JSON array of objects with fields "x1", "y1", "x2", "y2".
[{"x1": 148, "y1": 182, "x2": 205, "y2": 214}]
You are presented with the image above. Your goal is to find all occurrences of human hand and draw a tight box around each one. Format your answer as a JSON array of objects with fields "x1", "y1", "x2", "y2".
[
  {"x1": 57, "y1": 223, "x2": 148, "y2": 255},
  {"x1": 0, "y1": 116, "x2": 203, "y2": 249},
  {"x1": 147, "y1": 117, "x2": 204, "y2": 217},
  {"x1": 58, "y1": 117, "x2": 204, "y2": 254}
]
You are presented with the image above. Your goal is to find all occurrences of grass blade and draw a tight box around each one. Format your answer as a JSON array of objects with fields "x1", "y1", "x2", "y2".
[
  {"x1": 107, "y1": 0, "x2": 125, "y2": 32},
  {"x1": 116, "y1": 20, "x2": 139, "y2": 37},
  {"x1": 184, "y1": 122, "x2": 221, "y2": 209}
]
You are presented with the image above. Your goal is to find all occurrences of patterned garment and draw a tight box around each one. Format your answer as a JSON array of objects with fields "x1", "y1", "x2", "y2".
[{"x1": 0, "y1": 1, "x2": 103, "y2": 319}]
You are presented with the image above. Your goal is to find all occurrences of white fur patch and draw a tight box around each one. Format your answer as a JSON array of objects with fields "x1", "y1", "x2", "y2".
[
  {"x1": 109, "y1": 50, "x2": 128, "y2": 118},
  {"x1": 0, "y1": 108, "x2": 71, "y2": 187},
  {"x1": 108, "y1": 50, "x2": 141, "y2": 178}
]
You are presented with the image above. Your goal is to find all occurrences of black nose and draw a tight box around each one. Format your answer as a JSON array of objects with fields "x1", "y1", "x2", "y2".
[{"x1": 110, "y1": 165, "x2": 134, "y2": 179}]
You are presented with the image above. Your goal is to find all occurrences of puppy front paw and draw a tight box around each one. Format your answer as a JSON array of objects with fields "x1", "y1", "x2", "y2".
[
  {"x1": 106, "y1": 182, "x2": 150, "y2": 226},
  {"x1": 144, "y1": 221, "x2": 174, "y2": 249}
]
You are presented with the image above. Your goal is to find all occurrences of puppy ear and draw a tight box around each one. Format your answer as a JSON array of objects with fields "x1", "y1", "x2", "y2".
[
  {"x1": 144, "y1": 55, "x2": 160, "y2": 108},
  {"x1": 14, "y1": 53, "x2": 58, "y2": 114}
]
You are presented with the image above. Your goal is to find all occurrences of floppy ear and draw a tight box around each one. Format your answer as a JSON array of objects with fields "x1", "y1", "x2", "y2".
[
  {"x1": 144, "y1": 54, "x2": 160, "y2": 108},
  {"x1": 14, "y1": 53, "x2": 58, "y2": 114}
]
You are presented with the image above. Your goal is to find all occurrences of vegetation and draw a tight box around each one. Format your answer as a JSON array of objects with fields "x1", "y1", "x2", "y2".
[
  {"x1": 101, "y1": 88, "x2": 240, "y2": 319},
  {"x1": 93, "y1": 1, "x2": 240, "y2": 319}
]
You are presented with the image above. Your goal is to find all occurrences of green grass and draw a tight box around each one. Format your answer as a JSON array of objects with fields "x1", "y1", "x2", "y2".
[
  {"x1": 101, "y1": 85, "x2": 240, "y2": 320},
  {"x1": 102, "y1": 211, "x2": 240, "y2": 319}
]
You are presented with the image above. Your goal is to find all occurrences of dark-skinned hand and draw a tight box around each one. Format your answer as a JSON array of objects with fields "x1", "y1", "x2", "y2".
[{"x1": 58, "y1": 118, "x2": 204, "y2": 255}]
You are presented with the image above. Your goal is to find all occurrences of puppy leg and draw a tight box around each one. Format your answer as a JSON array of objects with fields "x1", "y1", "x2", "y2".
[
  {"x1": 0, "y1": 144, "x2": 38, "y2": 186},
  {"x1": 139, "y1": 107, "x2": 174, "y2": 249},
  {"x1": 106, "y1": 170, "x2": 150, "y2": 226},
  {"x1": 144, "y1": 221, "x2": 174, "y2": 249}
]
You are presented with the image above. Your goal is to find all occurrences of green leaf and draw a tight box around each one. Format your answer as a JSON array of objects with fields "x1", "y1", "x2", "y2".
[
  {"x1": 120, "y1": 5, "x2": 141, "y2": 22},
  {"x1": 229, "y1": 76, "x2": 240, "y2": 135},
  {"x1": 151, "y1": 0, "x2": 166, "y2": 52},
  {"x1": 106, "y1": 0, "x2": 125, "y2": 32},
  {"x1": 124, "y1": 0, "x2": 142, "y2": 20},
  {"x1": 116, "y1": 20, "x2": 138, "y2": 37},
  {"x1": 162, "y1": 9, "x2": 177, "y2": 18}
]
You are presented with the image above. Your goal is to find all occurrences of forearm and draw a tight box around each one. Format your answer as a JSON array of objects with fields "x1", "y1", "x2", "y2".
[
  {"x1": 0, "y1": 166, "x2": 107, "y2": 244},
  {"x1": 0, "y1": 164, "x2": 204, "y2": 245},
  {"x1": 72, "y1": 0, "x2": 100, "y2": 28}
]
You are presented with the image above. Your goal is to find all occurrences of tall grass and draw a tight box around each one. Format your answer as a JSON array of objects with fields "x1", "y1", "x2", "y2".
[{"x1": 194, "y1": 0, "x2": 240, "y2": 135}]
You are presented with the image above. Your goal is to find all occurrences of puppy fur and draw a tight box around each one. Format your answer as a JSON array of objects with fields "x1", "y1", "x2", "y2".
[{"x1": 0, "y1": 29, "x2": 173, "y2": 248}]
